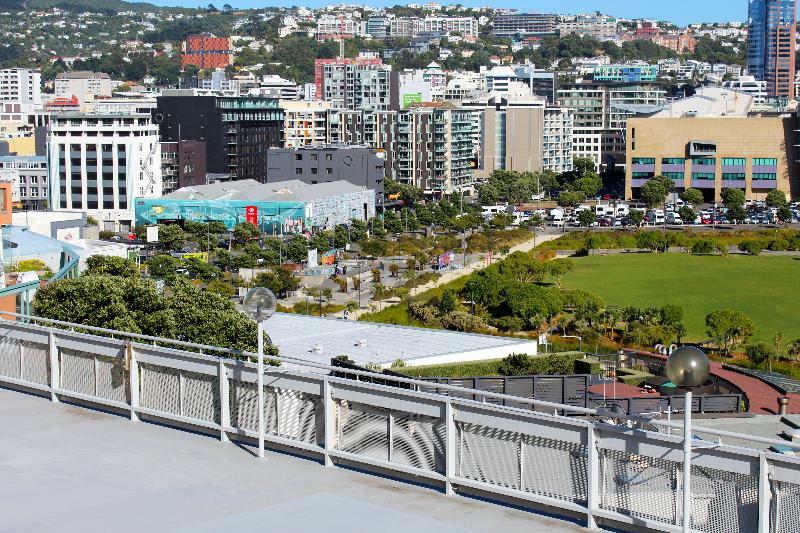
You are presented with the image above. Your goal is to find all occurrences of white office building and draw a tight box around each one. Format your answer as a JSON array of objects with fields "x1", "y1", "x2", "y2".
[
  {"x1": 47, "y1": 113, "x2": 162, "y2": 231},
  {"x1": 0, "y1": 68, "x2": 42, "y2": 106},
  {"x1": 55, "y1": 71, "x2": 113, "y2": 106}
]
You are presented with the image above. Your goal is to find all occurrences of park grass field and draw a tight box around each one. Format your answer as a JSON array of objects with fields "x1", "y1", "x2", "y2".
[{"x1": 561, "y1": 253, "x2": 800, "y2": 344}]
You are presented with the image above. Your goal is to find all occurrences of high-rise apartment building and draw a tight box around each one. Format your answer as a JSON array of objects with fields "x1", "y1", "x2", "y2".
[
  {"x1": 0, "y1": 69, "x2": 41, "y2": 106},
  {"x1": 181, "y1": 33, "x2": 234, "y2": 70},
  {"x1": 492, "y1": 13, "x2": 558, "y2": 38},
  {"x1": 557, "y1": 82, "x2": 667, "y2": 171},
  {"x1": 747, "y1": 0, "x2": 797, "y2": 99},
  {"x1": 282, "y1": 100, "x2": 333, "y2": 148},
  {"x1": 154, "y1": 91, "x2": 284, "y2": 183},
  {"x1": 47, "y1": 113, "x2": 162, "y2": 229},
  {"x1": 464, "y1": 96, "x2": 573, "y2": 178},
  {"x1": 314, "y1": 58, "x2": 399, "y2": 111}
]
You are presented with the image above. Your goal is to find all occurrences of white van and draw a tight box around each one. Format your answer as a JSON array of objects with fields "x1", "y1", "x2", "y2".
[{"x1": 666, "y1": 212, "x2": 683, "y2": 225}]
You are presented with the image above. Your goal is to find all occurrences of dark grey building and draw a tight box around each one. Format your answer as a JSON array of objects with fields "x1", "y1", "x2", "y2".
[{"x1": 265, "y1": 146, "x2": 385, "y2": 205}]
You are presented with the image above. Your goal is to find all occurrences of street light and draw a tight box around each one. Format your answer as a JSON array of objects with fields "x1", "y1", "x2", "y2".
[
  {"x1": 562, "y1": 335, "x2": 583, "y2": 353},
  {"x1": 242, "y1": 287, "x2": 277, "y2": 460},
  {"x1": 666, "y1": 346, "x2": 710, "y2": 533}
]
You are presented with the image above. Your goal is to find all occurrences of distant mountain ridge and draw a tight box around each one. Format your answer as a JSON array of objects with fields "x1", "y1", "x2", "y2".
[{"x1": 0, "y1": 0, "x2": 161, "y2": 12}]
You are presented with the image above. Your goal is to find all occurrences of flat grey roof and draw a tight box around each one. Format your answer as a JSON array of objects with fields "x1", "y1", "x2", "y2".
[
  {"x1": 165, "y1": 179, "x2": 369, "y2": 203},
  {"x1": 0, "y1": 388, "x2": 580, "y2": 532},
  {"x1": 264, "y1": 313, "x2": 537, "y2": 368}
]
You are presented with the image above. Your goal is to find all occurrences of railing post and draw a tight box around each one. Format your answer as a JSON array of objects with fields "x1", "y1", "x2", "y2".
[
  {"x1": 48, "y1": 331, "x2": 59, "y2": 403},
  {"x1": 519, "y1": 437, "x2": 525, "y2": 492},
  {"x1": 218, "y1": 359, "x2": 229, "y2": 442},
  {"x1": 323, "y1": 377, "x2": 334, "y2": 467},
  {"x1": 445, "y1": 399, "x2": 456, "y2": 496},
  {"x1": 387, "y1": 411, "x2": 394, "y2": 463},
  {"x1": 758, "y1": 452, "x2": 771, "y2": 533},
  {"x1": 587, "y1": 424, "x2": 600, "y2": 530},
  {"x1": 127, "y1": 343, "x2": 139, "y2": 422}
]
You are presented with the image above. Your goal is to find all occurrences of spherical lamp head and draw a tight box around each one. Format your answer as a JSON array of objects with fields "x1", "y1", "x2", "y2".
[
  {"x1": 243, "y1": 287, "x2": 277, "y2": 323},
  {"x1": 666, "y1": 346, "x2": 710, "y2": 389}
]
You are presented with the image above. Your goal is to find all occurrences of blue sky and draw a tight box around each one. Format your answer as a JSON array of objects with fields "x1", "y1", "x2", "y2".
[{"x1": 159, "y1": 0, "x2": 749, "y2": 27}]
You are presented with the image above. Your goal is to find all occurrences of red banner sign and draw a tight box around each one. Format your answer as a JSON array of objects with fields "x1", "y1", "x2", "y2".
[{"x1": 245, "y1": 205, "x2": 258, "y2": 225}]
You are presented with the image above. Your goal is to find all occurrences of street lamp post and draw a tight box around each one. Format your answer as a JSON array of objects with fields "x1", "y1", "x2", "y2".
[
  {"x1": 666, "y1": 346, "x2": 710, "y2": 533},
  {"x1": 563, "y1": 335, "x2": 583, "y2": 353},
  {"x1": 242, "y1": 287, "x2": 277, "y2": 460}
]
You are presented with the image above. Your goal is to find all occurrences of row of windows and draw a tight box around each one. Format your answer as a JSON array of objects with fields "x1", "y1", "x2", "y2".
[
  {"x1": 632, "y1": 158, "x2": 655, "y2": 165},
  {"x1": 636, "y1": 158, "x2": 779, "y2": 167},
  {"x1": 753, "y1": 158, "x2": 778, "y2": 166}
]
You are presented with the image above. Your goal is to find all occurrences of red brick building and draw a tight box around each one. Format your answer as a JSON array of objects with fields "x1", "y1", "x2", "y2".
[{"x1": 181, "y1": 33, "x2": 233, "y2": 70}]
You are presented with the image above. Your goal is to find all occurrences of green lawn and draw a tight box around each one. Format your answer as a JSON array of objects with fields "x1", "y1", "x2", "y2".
[{"x1": 562, "y1": 253, "x2": 800, "y2": 344}]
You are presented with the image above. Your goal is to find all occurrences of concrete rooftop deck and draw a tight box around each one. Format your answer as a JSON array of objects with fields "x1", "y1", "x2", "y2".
[{"x1": 0, "y1": 388, "x2": 585, "y2": 533}]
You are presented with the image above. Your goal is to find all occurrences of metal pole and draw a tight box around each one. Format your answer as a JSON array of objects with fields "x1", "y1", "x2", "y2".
[
  {"x1": 257, "y1": 322, "x2": 265, "y2": 460},
  {"x1": 683, "y1": 390, "x2": 692, "y2": 532}
]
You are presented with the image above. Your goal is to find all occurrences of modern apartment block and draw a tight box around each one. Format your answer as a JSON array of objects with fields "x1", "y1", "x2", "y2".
[
  {"x1": 314, "y1": 58, "x2": 399, "y2": 111},
  {"x1": 0, "y1": 155, "x2": 47, "y2": 210},
  {"x1": 159, "y1": 140, "x2": 207, "y2": 194},
  {"x1": 465, "y1": 96, "x2": 573, "y2": 178},
  {"x1": 265, "y1": 146, "x2": 385, "y2": 204},
  {"x1": 0, "y1": 68, "x2": 41, "y2": 106},
  {"x1": 326, "y1": 109, "x2": 398, "y2": 177},
  {"x1": 282, "y1": 100, "x2": 333, "y2": 148},
  {"x1": 47, "y1": 113, "x2": 162, "y2": 229},
  {"x1": 54, "y1": 71, "x2": 112, "y2": 104},
  {"x1": 747, "y1": 0, "x2": 797, "y2": 99},
  {"x1": 396, "y1": 103, "x2": 474, "y2": 194},
  {"x1": 557, "y1": 15, "x2": 618, "y2": 38},
  {"x1": 492, "y1": 13, "x2": 558, "y2": 38},
  {"x1": 593, "y1": 65, "x2": 658, "y2": 83},
  {"x1": 625, "y1": 116, "x2": 797, "y2": 201},
  {"x1": 154, "y1": 91, "x2": 284, "y2": 183},
  {"x1": 557, "y1": 82, "x2": 667, "y2": 170},
  {"x1": 181, "y1": 33, "x2": 234, "y2": 70}
]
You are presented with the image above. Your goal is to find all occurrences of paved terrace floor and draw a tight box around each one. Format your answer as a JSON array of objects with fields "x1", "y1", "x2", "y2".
[{"x1": 0, "y1": 388, "x2": 586, "y2": 533}]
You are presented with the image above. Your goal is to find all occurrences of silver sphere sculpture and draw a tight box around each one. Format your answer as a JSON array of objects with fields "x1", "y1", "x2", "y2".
[
  {"x1": 243, "y1": 287, "x2": 277, "y2": 323},
  {"x1": 666, "y1": 346, "x2": 710, "y2": 388}
]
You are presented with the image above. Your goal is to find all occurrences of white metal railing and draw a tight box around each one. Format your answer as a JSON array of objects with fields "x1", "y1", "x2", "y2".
[{"x1": 1, "y1": 314, "x2": 799, "y2": 533}]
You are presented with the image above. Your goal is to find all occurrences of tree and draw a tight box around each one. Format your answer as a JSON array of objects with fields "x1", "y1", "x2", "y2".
[
  {"x1": 207, "y1": 279, "x2": 235, "y2": 298},
  {"x1": 570, "y1": 176, "x2": 603, "y2": 198},
  {"x1": 738, "y1": 239, "x2": 765, "y2": 256},
  {"x1": 636, "y1": 231, "x2": 667, "y2": 253},
  {"x1": 84, "y1": 256, "x2": 138, "y2": 278},
  {"x1": 233, "y1": 222, "x2": 260, "y2": 243},
  {"x1": 705, "y1": 309, "x2": 755, "y2": 355},
  {"x1": 577, "y1": 210, "x2": 597, "y2": 227},
  {"x1": 691, "y1": 239, "x2": 715, "y2": 255},
  {"x1": 681, "y1": 188, "x2": 704, "y2": 206},
  {"x1": 728, "y1": 205, "x2": 747, "y2": 224},
  {"x1": 766, "y1": 189, "x2": 788, "y2": 208},
  {"x1": 157, "y1": 224, "x2": 187, "y2": 251},
  {"x1": 720, "y1": 187, "x2": 746, "y2": 208},
  {"x1": 640, "y1": 176, "x2": 674, "y2": 209},
  {"x1": 33, "y1": 277, "x2": 265, "y2": 354},
  {"x1": 251, "y1": 267, "x2": 300, "y2": 298},
  {"x1": 678, "y1": 206, "x2": 697, "y2": 225},
  {"x1": 557, "y1": 190, "x2": 586, "y2": 208},
  {"x1": 788, "y1": 339, "x2": 800, "y2": 361},
  {"x1": 627, "y1": 209, "x2": 645, "y2": 227},
  {"x1": 181, "y1": 257, "x2": 221, "y2": 282},
  {"x1": 745, "y1": 344, "x2": 775, "y2": 367},
  {"x1": 778, "y1": 206, "x2": 793, "y2": 224}
]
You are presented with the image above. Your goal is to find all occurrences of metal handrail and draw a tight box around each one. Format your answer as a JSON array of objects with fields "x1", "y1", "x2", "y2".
[{"x1": 3, "y1": 311, "x2": 800, "y2": 452}]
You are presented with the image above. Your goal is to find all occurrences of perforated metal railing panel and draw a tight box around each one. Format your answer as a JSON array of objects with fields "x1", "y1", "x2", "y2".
[
  {"x1": 335, "y1": 400, "x2": 390, "y2": 461},
  {"x1": 139, "y1": 363, "x2": 181, "y2": 416},
  {"x1": 456, "y1": 422, "x2": 522, "y2": 490},
  {"x1": 689, "y1": 465, "x2": 758, "y2": 533},
  {"x1": 771, "y1": 481, "x2": 800, "y2": 533},
  {"x1": 599, "y1": 449, "x2": 678, "y2": 525},
  {"x1": 228, "y1": 381, "x2": 320, "y2": 446},
  {"x1": 391, "y1": 413, "x2": 446, "y2": 472},
  {"x1": 94, "y1": 355, "x2": 128, "y2": 403},
  {"x1": 20, "y1": 341, "x2": 48, "y2": 385},
  {"x1": 60, "y1": 349, "x2": 95, "y2": 396},
  {"x1": 521, "y1": 435, "x2": 588, "y2": 504},
  {"x1": 181, "y1": 370, "x2": 220, "y2": 424},
  {"x1": 0, "y1": 336, "x2": 21, "y2": 379}
]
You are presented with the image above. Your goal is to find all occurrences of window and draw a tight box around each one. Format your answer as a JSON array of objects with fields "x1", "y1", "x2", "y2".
[
  {"x1": 752, "y1": 173, "x2": 777, "y2": 180},
  {"x1": 692, "y1": 173, "x2": 715, "y2": 180},
  {"x1": 311, "y1": 168, "x2": 318, "y2": 175},
  {"x1": 722, "y1": 173, "x2": 746, "y2": 180},
  {"x1": 295, "y1": 154, "x2": 302, "y2": 161},
  {"x1": 722, "y1": 158, "x2": 745, "y2": 166},
  {"x1": 693, "y1": 158, "x2": 715, "y2": 166},
  {"x1": 19, "y1": 187, "x2": 26, "y2": 196},
  {"x1": 663, "y1": 173, "x2": 684, "y2": 179},
  {"x1": 662, "y1": 158, "x2": 684, "y2": 165},
  {"x1": 753, "y1": 158, "x2": 777, "y2": 166},
  {"x1": 295, "y1": 168, "x2": 303, "y2": 175},
  {"x1": 632, "y1": 172, "x2": 653, "y2": 178},
  {"x1": 325, "y1": 154, "x2": 333, "y2": 161},
  {"x1": 326, "y1": 168, "x2": 333, "y2": 175},
  {"x1": 632, "y1": 158, "x2": 655, "y2": 165},
  {"x1": 310, "y1": 154, "x2": 318, "y2": 161},
  {"x1": 18, "y1": 176, "x2": 25, "y2": 184}
]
